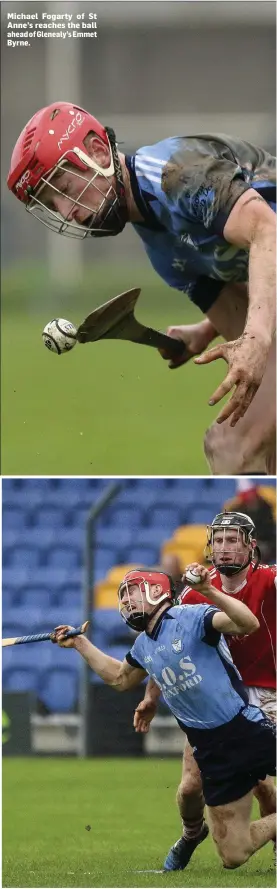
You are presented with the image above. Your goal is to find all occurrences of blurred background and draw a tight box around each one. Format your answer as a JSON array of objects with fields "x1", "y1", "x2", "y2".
[
  {"x1": 2, "y1": 1, "x2": 276, "y2": 475},
  {"x1": 2, "y1": 475, "x2": 276, "y2": 758}
]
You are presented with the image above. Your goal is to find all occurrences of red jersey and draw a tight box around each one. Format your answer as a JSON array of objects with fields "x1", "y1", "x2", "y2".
[{"x1": 179, "y1": 563, "x2": 276, "y2": 690}]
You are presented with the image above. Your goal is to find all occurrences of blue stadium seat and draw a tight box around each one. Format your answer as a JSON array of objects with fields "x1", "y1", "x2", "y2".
[
  {"x1": 2, "y1": 621, "x2": 30, "y2": 640},
  {"x1": 91, "y1": 609, "x2": 136, "y2": 650},
  {"x1": 107, "y1": 505, "x2": 144, "y2": 530},
  {"x1": 49, "y1": 528, "x2": 83, "y2": 547},
  {"x1": 2, "y1": 642, "x2": 52, "y2": 673},
  {"x1": 127, "y1": 546, "x2": 159, "y2": 565},
  {"x1": 38, "y1": 668, "x2": 79, "y2": 711},
  {"x1": 115, "y1": 489, "x2": 160, "y2": 508},
  {"x1": 2, "y1": 568, "x2": 32, "y2": 590},
  {"x1": 3, "y1": 545, "x2": 42, "y2": 570},
  {"x1": 2, "y1": 506, "x2": 28, "y2": 531},
  {"x1": 147, "y1": 506, "x2": 183, "y2": 530},
  {"x1": 16, "y1": 586, "x2": 56, "y2": 610},
  {"x1": 28, "y1": 568, "x2": 81, "y2": 591},
  {"x1": 95, "y1": 548, "x2": 122, "y2": 574},
  {"x1": 187, "y1": 506, "x2": 217, "y2": 525},
  {"x1": 56, "y1": 592, "x2": 82, "y2": 611},
  {"x1": 3, "y1": 668, "x2": 38, "y2": 694},
  {"x1": 134, "y1": 529, "x2": 167, "y2": 548},
  {"x1": 2, "y1": 586, "x2": 19, "y2": 610},
  {"x1": 40, "y1": 607, "x2": 83, "y2": 632},
  {"x1": 3, "y1": 529, "x2": 56, "y2": 548},
  {"x1": 48, "y1": 643, "x2": 82, "y2": 670},
  {"x1": 3, "y1": 608, "x2": 44, "y2": 631},
  {"x1": 29, "y1": 505, "x2": 71, "y2": 529},
  {"x1": 95, "y1": 528, "x2": 133, "y2": 548},
  {"x1": 46, "y1": 546, "x2": 81, "y2": 570}
]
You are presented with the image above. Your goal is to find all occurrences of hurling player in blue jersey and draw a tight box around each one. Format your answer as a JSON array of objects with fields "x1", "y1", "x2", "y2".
[
  {"x1": 8, "y1": 103, "x2": 276, "y2": 474},
  {"x1": 53, "y1": 567, "x2": 276, "y2": 871}
]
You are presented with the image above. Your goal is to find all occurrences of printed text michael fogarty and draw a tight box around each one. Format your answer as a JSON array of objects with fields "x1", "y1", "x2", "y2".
[
  {"x1": 5, "y1": 11, "x2": 98, "y2": 46},
  {"x1": 7, "y1": 12, "x2": 97, "y2": 21}
]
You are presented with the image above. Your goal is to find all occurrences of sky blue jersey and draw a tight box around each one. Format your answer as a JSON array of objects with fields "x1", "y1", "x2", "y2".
[
  {"x1": 125, "y1": 134, "x2": 276, "y2": 312},
  {"x1": 126, "y1": 604, "x2": 264, "y2": 744}
]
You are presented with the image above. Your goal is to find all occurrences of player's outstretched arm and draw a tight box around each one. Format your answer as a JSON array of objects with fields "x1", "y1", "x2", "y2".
[
  {"x1": 195, "y1": 192, "x2": 276, "y2": 426},
  {"x1": 223, "y1": 190, "x2": 276, "y2": 345},
  {"x1": 53, "y1": 625, "x2": 147, "y2": 691}
]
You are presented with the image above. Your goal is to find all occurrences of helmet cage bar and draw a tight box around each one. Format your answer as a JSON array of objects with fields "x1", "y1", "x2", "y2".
[{"x1": 25, "y1": 147, "x2": 121, "y2": 239}]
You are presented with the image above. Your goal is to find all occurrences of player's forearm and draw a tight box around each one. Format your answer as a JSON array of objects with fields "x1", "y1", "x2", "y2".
[
  {"x1": 144, "y1": 677, "x2": 161, "y2": 705},
  {"x1": 74, "y1": 635, "x2": 123, "y2": 685},
  {"x1": 208, "y1": 585, "x2": 259, "y2": 633},
  {"x1": 245, "y1": 220, "x2": 276, "y2": 345}
]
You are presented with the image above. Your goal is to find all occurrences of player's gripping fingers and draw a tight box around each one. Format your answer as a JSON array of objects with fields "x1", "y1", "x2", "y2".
[
  {"x1": 53, "y1": 624, "x2": 76, "y2": 647},
  {"x1": 194, "y1": 343, "x2": 228, "y2": 367},
  {"x1": 159, "y1": 327, "x2": 191, "y2": 369}
]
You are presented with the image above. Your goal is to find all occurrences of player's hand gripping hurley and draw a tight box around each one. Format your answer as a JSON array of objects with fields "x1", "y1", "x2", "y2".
[{"x1": 2, "y1": 621, "x2": 89, "y2": 647}]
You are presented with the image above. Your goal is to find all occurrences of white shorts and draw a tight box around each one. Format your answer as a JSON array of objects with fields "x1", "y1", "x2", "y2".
[{"x1": 247, "y1": 686, "x2": 277, "y2": 723}]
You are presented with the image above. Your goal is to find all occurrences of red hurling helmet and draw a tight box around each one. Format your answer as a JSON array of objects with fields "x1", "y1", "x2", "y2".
[
  {"x1": 118, "y1": 569, "x2": 175, "y2": 631},
  {"x1": 7, "y1": 102, "x2": 128, "y2": 238}
]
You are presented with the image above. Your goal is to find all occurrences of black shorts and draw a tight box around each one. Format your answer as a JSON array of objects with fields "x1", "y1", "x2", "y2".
[
  {"x1": 190, "y1": 709, "x2": 276, "y2": 807},
  {"x1": 190, "y1": 276, "x2": 225, "y2": 312}
]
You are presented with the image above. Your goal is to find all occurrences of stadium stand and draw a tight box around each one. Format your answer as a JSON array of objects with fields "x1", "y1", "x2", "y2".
[{"x1": 2, "y1": 478, "x2": 276, "y2": 711}]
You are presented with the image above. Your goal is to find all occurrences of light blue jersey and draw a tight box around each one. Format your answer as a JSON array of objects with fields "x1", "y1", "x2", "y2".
[
  {"x1": 125, "y1": 134, "x2": 276, "y2": 312},
  {"x1": 126, "y1": 604, "x2": 264, "y2": 740}
]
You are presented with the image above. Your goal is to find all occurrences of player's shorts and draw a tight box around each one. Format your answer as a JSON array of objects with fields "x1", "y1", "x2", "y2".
[
  {"x1": 247, "y1": 686, "x2": 276, "y2": 723},
  {"x1": 189, "y1": 705, "x2": 276, "y2": 808}
]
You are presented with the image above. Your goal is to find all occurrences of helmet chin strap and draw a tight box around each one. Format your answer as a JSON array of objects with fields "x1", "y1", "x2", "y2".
[
  {"x1": 215, "y1": 552, "x2": 253, "y2": 577},
  {"x1": 124, "y1": 599, "x2": 170, "y2": 632}
]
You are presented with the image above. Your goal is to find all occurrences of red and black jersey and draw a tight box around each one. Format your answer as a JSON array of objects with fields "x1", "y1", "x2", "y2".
[{"x1": 180, "y1": 563, "x2": 276, "y2": 690}]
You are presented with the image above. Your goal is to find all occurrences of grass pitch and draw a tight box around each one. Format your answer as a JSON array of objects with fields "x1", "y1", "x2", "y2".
[
  {"x1": 2, "y1": 757, "x2": 275, "y2": 888},
  {"x1": 2, "y1": 264, "x2": 224, "y2": 476}
]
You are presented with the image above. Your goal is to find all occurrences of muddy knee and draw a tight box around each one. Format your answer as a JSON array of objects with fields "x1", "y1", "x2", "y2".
[
  {"x1": 222, "y1": 850, "x2": 250, "y2": 869},
  {"x1": 204, "y1": 421, "x2": 266, "y2": 475},
  {"x1": 204, "y1": 423, "x2": 242, "y2": 474}
]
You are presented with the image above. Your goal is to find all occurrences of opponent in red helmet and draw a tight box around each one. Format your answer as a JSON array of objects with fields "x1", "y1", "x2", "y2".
[
  {"x1": 7, "y1": 101, "x2": 128, "y2": 239},
  {"x1": 118, "y1": 569, "x2": 176, "y2": 631}
]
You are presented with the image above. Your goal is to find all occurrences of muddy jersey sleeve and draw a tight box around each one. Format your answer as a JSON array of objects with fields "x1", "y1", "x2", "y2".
[{"x1": 161, "y1": 138, "x2": 252, "y2": 236}]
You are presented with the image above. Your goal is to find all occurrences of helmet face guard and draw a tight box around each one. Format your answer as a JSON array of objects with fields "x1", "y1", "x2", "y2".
[
  {"x1": 118, "y1": 570, "x2": 174, "y2": 632},
  {"x1": 206, "y1": 512, "x2": 256, "y2": 576},
  {"x1": 26, "y1": 142, "x2": 127, "y2": 240}
]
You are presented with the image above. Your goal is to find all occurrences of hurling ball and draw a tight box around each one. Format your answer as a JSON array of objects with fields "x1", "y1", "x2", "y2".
[
  {"x1": 42, "y1": 318, "x2": 77, "y2": 354},
  {"x1": 185, "y1": 568, "x2": 202, "y2": 585}
]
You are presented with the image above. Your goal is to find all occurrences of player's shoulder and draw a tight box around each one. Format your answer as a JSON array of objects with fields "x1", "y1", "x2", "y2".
[
  {"x1": 135, "y1": 136, "x2": 180, "y2": 164},
  {"x1": 171, "y1": 602, "x2": 210, "y2": 619},
  {"x1": 251, "y1": 563, "x2": 277, "y2": 586}
]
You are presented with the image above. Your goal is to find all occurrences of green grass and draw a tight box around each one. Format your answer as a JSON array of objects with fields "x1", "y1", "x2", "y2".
[
  {"x1": 2, "y1": 758, "x2": 275, "y2": 888},
  {"x1": 1, "y1": 264, "x2": 224, "y2": 475}
]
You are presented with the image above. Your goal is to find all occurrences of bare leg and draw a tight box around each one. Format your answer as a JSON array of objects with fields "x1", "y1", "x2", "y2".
[
  {"x1": 177, "y1": 740, "x2": 206, "y2": 838},
  {"x1": 203, "y1": 284, "x2": 276, "y2": 474},
  {"x1": 207, "y1": 789, "x2": 276, "y2": 869},
  {"x1": 254, "y1": 777, "x2": 276, "y2": 818},
  {"x1": 163, "y1": 741, "x2": 208, "y2": 870}
]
